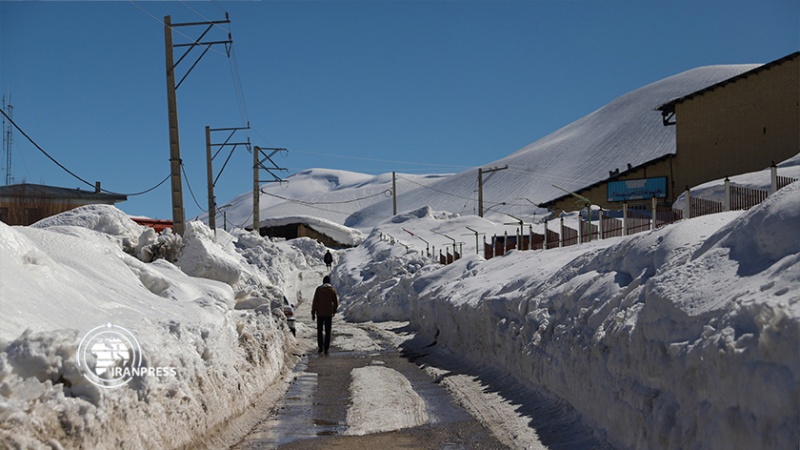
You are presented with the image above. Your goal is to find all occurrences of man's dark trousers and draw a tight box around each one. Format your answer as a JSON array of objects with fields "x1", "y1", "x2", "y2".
[{"x1": 317, "y1": 316, "x2": 332, "y2": 353}]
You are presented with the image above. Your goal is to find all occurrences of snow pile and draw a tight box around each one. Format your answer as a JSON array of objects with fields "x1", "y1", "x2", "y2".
[
  {"x1": 32, "y1": 203, "x2": 148, "y2": 255},
  {"x1": 345, "y1": 364, "x2": 428, "y2": 435},
  {"x1": 0, "y1": 207, "x2": 305, "y2": 449},
  {"x1": 178, "y1": 221, "x2": 242, "y2": 286},
  {"x1": 335, "y1": 182, "x2": 800, "y2": 449}
]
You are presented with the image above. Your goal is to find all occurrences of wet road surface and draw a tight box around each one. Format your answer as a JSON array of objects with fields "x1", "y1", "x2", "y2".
[{"x1": 232, "y1": 325, "x2": 508, "y2": 450}]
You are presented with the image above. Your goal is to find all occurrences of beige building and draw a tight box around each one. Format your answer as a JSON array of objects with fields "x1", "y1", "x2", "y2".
[{"x1": 543, "y1": 52, "x2": 799, "y2": 212}]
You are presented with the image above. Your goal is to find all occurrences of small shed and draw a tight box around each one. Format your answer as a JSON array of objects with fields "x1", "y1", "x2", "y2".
[
  {"x1": 0, "y1": 183, "x2": 127, "y2": 226},
  {"x1": 256, "y1": 215, "x2": 364, "y2": 248}
]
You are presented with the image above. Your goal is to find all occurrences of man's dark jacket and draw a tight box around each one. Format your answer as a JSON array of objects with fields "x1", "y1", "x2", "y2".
[{"x1": 312, "y1": 283, "x2": 338, "y2": 317}]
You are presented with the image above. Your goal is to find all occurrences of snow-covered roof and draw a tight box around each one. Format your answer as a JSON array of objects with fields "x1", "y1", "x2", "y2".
[{"x1": 258, "y1": 214, "x2": 365, "y2": 247}]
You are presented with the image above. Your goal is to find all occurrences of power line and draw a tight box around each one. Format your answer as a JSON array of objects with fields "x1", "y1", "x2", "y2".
[
  {"x1": 179, "y1": 1, "x2": 249, "y2": 127},
  {"x1": 395, "y1": 174, "x2": 477, "y2": 203},
  {"x1": 261, "y1": 188, "x2": 392, "y2": 206},
  {"x1": 0, "y1": 108, "x2": 95, "y2": 190},
  {"x1": 129, "y1": 1, "x2": 230, "y2": 58},
  {"x1": 0, "y1": 107, "x2": 173, "y2": 197},
  {"x1": 182, "y1": 163, "x2": 207, "y2": 212}
]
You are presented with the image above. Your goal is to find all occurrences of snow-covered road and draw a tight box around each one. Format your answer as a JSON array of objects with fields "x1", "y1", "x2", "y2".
[{"x1": 230, "y1": 268, "x2": 608, "y2": 450}]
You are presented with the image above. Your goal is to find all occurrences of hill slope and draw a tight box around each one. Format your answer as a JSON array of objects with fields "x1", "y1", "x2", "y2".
[{"x1": 213, "y1": 64, "x2": 759, "y2": 230}]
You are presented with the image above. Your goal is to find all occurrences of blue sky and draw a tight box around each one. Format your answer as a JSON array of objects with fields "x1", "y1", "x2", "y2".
[{"x1": 1, "y1": 1, "x2": 798, "y2": 220}]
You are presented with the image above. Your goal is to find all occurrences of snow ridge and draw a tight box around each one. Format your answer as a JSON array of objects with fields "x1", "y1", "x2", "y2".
[{"x1": 334, "y1": 181, "x2": 800, "y2": 449}]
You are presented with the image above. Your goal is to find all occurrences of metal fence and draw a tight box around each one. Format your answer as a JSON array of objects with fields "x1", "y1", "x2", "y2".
[{"x1": 479, "y1": 168, "x2": 797, "y2": 262}]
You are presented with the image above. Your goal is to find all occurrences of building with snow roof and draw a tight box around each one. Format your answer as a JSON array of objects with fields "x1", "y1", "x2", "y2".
[
  {"x1": 0, "y1": 182, "x2": 127, "y2": 226},
  {"x1": 543, "y1": 51, "x2": 799, "y2": 212},
  {"x1": 256, "y1": 215, "x2": 364, "y2": 248}
]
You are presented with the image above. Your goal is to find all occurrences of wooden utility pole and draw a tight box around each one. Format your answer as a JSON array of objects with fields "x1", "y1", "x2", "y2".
[
  {"x1": 163, "y1": 14, "x2": 231, "y2": 235},
  {"x1": 392, "y1": 171, "x2": 397, "y2": 216},
  {"x1": 205, "y1": 126, "x2": 215, "y2": 231},
  {"x1": 477, "y1": 165, "x2": 508, "y2": 217},
  {"x1": 205, "y1": 125, "x2": 250, "y2": 231},
  {"x1": 253, "y1": 146, "x2": 288, "y2": 234},
  {"x1": 164, "y1": 16, "x2": 185, "y2": 235},
  {"x1": 253, "y1": 145, "x2": 259, "y2": 234}
]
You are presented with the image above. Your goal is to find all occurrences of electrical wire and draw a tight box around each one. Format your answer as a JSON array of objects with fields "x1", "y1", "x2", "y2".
[
  {"x1": 0, "y1": 107, "x2": 175, "y2": 197},
  {"x1": 181, "y1": 163, "x2": 207, "y2": 212},
  {"x1": 179, "y1": 1, "x2": 249, "y2": 127},
  {"x1": 1, "y1": 108, "x2": 96, "y2": 190},
  {"x1": 261, "y1": 188, "x2": 392, "y2": 206},
  {"x1": 128, "y1": 1, "x2": 230, "y2": 58},
  {"x1": 395, "y1": 173, "x2": 478, "y2": 203}
]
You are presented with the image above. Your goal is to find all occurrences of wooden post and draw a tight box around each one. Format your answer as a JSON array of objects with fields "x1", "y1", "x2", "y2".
[
  {"x1": 477, "y1": 168, "x2": 484, "y2": 217},
  {"x1": 622, "y1": 202, "x2": 628, "y2": 236},
  {"x1": 392, "y1": 171, "x2": 397, "y2": 216},
  {"x1": 253, "y1": 145, "x2": 260, "y2": 234},
  {"x1": 683, "y1": 186, "x2": 691, "y2": 220},
  {"x1": 770, "y1": 162, "x2": 778, "y2": 194},
  {"x1": 164, "y1": 16, "x2": 185, "y2": 236},
  {"x1": 723, "y1": 177, "x2": 731, "y2": 212},
  {"x1": 598, "y1": 208, "x2": 604, "y2": 239},
  {"x1": 205, "y1": 126, "x2": 216, "y2": 232},
  {"x1": 650, "y1": 196, "x2": 657, "y2": 231},
  {"x1": 543, "y1": 220, "x2": 549, "y2": 249}
]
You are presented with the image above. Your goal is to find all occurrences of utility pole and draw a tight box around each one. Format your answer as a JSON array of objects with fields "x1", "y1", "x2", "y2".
[
  {"x1": 205, "y1": 124, "x2": 250, "y2": 231},
  {"x1": 253, "y1": 146, "x2": 288, "y2": 234},
  {"x1": 392, "y1": 171, "x2": 397, "y2": 216},
  {"x1": 2, "y1": 95, "x2": 14, "y2": 185},
  {"x1": 552, "y1": 184, "x2": 593, "y2": 242},
  {"x1": 477, "y1": 165, "x2": 508, "y2": 217},
  {"x1": 163, "y1": 14, "x2": 231, "y2": 235}
]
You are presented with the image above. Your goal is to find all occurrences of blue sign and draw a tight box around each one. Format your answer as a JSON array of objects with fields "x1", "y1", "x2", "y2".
[{"x1": 608, "y1": 177, "x2": 667, "y2": 202}]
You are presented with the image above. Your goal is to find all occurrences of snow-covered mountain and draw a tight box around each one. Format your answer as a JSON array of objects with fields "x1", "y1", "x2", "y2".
[{"x1": 212, "y1": 64, "x2": 760, "y2": 230}]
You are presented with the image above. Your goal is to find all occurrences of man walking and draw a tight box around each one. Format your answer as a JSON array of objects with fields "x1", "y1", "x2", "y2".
[
  {"x1": 323, "y1": 250, "x2": 333, "y2": 270},
  {"x1": 311, "y1": 275, "x2": 338, "y2": 355}
]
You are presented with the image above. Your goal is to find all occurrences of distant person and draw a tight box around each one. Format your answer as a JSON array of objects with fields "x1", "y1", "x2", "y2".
[
  {"x1": 311, "y1": 275, "x2": 338, "y2": 355},
  {"x1": 323, "y1": 250, "x2": 333, "y2": 270}
]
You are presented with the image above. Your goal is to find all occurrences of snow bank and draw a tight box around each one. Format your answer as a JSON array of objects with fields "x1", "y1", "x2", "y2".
[
  {"x1": 0, "y1": 207, "x2": 306, "y2": 449},
  {"x1": 335, "y1": 184, "x2": 800, "y2": 449},
  {"x1": 178, "y1": 221, "x2": 242, "y2": 286}
]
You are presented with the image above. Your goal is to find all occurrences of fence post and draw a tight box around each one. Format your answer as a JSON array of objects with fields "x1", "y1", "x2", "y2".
[
  {"x1": 598, "y1": 208, "x2": 604, "y2": 239},
  {"x1": 650, "y1": 196, "x2": 657, "y2": 231},
  {"x1": 543, "y1": 220, "x2": 549, "y2": 250},
  {"x1": 577, "y1": 214, "x2": 582, "y2": 245},
  {"x1": 724, "y1": 177, "x2": 731, "y2": 211},
  {"x1": 528, "y1": 224, "x2": 533, "y2": 251},
  {"x1": 683, "y1": 186, "x2": 691, "y2": 219},
  {"x1": 622, "y1": 202, "x2": 628, "y2": 236},
  {"x1": 771, "y1": 162, "x2": 778, "y2": 194}
]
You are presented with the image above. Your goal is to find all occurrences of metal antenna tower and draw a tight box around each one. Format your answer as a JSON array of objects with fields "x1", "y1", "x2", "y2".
[{"x1": 1, "y1": 95, "x2": 13, "y2": 185}]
